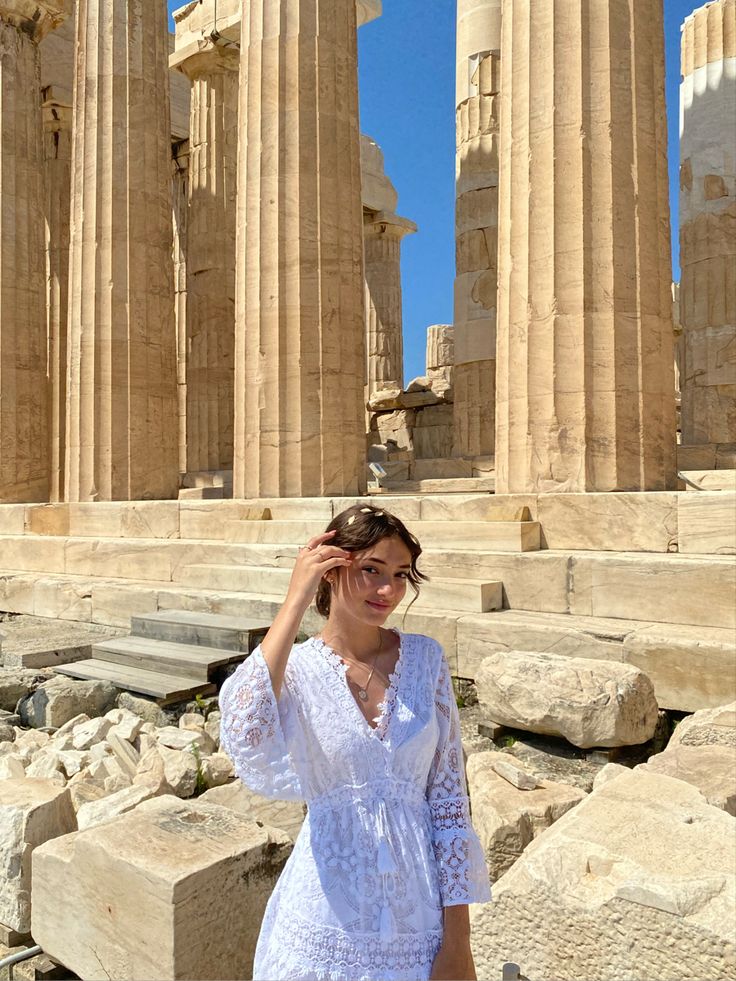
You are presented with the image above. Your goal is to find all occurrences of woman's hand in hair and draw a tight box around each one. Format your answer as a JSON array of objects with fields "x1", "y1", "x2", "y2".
[{"x1": 286, "y1": 531, "x2": 352, "y2": 612}]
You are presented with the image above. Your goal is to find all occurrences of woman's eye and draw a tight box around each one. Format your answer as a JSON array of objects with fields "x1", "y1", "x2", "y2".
[
  {"x1": 396, "y1": 572, "x2": 409, "y2": 580},
  {"x1": 363, "y1": 566, "x2": 378, "y2": 574}
]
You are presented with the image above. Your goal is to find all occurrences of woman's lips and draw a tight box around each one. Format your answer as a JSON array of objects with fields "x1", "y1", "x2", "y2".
[{"x1": 366, "y1": 600, "x2": 391, "y2": 610}]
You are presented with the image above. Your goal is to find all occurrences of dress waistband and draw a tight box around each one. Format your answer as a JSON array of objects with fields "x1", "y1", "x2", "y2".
[{"x1": 307, "y1": 779, "x2": 426, "y2": 812}]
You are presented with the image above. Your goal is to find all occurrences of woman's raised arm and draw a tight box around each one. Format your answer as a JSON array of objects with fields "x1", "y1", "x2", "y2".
[{"x1": 260, "y1": 530, "x2": 351, "y2": 700}]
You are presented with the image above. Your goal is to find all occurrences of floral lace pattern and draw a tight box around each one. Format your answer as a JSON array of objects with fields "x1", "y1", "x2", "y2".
[{"x1": 218, "y1": 631, "x2": 491, "y2": 981}]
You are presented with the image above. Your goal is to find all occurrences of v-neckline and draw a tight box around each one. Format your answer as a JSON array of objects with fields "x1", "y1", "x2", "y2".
[{"x1": 311, "y1": 630, "x2": 404, "y2": 742}]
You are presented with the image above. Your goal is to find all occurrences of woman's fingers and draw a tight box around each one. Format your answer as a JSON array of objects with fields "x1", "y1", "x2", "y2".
[{"x1": 304, "y1": 530, "x2": 338, "y2": 550}]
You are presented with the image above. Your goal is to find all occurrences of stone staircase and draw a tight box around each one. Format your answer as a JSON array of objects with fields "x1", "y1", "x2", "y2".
[
  {"x1": 55, "y1": 611, "x2": 269, "y2": 704},
  {"x1": 0, "y1": 491, "x2": 733, "y2": 713}
]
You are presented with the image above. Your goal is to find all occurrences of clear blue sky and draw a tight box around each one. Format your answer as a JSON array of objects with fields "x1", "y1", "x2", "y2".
[{"x1": 169, "y1": 0, "x2": 697, "y2": 383}]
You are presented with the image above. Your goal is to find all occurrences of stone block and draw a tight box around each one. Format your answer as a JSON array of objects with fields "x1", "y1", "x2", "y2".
[
  {"x1": 71, "y1": 716, "x2": 112, "y2": 750},
  {"x1": 470, "y1": 769, "x2": 736, "y2": 981},
  {"x1": 64, "y1": 539, "x2": 172, "y2": 581},
  {"x1": 467, "y1": 751, "x2": 585, "y2": 880},
  {"x1": 0, "y1": 576, "x2": 36, "y2": 616},
  {"x1": 475, "y1": 651, "x2": 659, "y2": 748},
  {"x1": 18, "y1": 678, "x2": 118, "y2": 729},
  {"x1": 569, "y1": 553, "x2": 736, "y2": 629},
  {"x1": 419, "y1": 494, "x2": 537, "y2": 522},
  {"x1": 90, "y1": 583, "x2": 160, "y2": 627},
  {"x1": 200, "y1": 781, "x2": 306, "y2": 842},
  {"x1": 538, "y1": 493, "x2": 678, "y2": 552},
  {"x1": 668, "y1": 701, "x2": 736, "y2": 749},
  {"x1": 31, "y1": 577, "x2": 93, "y2": 623},
  {"x1": 426, "y1": 325, "x2": 455, "y2": 370},
  {"x1": 682, "y1": 469, "x2": 736, "y2": 491},
  {"x1": 0, "y1": 670, "x2": 39, "y2": 713},
  {"x1": 638, "y1": 744, "x2": 736, "y2": 815},
  {"x1": 24, "y1": 506, "x2": 69, "y2": 537},
  {"x1": 0, "y1": 780, "x2": 76, "y2": 933},
  {"x1": 0, "y1": 538, "x2": 66, "y2": 574},
  {"x1": 77, "y1": 784, "x2": 157, "y2": 830},
  {"x1": 411, "y1": 459, "x2": 473, "y2": 481},
  {"x1": 0, "y1": 505, "x2": 26, "y2": 535},
  {"x1": 412, "y1": 404, "x2": 454, "y2": 459},
  {"x1": 31, "y1": 796, "x2": 292, "y2": 981},
  {"x1": 678, "y1": 492, "x2": 736, "y2": 554},
  {"x1": 622, "y1": 623, "x2": 736, "y2": 712}
]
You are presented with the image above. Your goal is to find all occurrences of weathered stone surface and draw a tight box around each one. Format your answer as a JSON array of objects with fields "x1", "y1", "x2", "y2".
[
  {"x1": 178, "y1": 712, "x2": 205, "y2": 732},
  {"x1": 156, "y1": 725, "x2": 213, "y2": 754},
  {"x1": 0, "y1": 780, "x2": 76, "y2": 933},
  {"x1": 71, "y1": 716, "x2": 112, "y2": 750},
  {"x1": 0, "y1": 670, "x2": 42, "y2": 713},
  {"x1": 64, "y1": 0, "x2": 178, "y2": 501},
  {"x1": 200, "y1": 780, "x2": 307, "y2": 843},
  {"x1": 201, "y1": 752, "x2": 234, "y2": 789},
  {"x1": 18, "y1": 678, "x2": 117, "y2": 729},
  {"x1": 157, "y1": 744, "x2": 198, "y2": 798},
  {"x1": 475, "y1": 651, "x2": 660, "y2": 748},
  {"x1": 0, "y1": 722, "x2": 15, "y2": 743},
  {"x1": 32, "y1": 795, "x2": 292, "y2": 980},
  {"x1": 233, "y1": 0, "x2": 366, "y2": 497},
  {"x1": 592, "y1": 763, "x2": 630, "y2": 790},
  {"x1": 470, "y1": 769, "x2": 736, "y2": 981},
  {"x1": 133, "y1": 747, "x2": 173, "y2": 796},
  {"x1": 426, "y1": 324, "x2": 455, "y2": 371},
  {"x1": 679, "y1": 0, "x2": 736, "y2": 449},
  {"x1": 669, "y1": 701, "x2": 736, "y2": 749},
  {"x1": 639, "y1": 744, "x2": 736, "y2": 816},
  {"x1": 76, "y1": 784, "x2": 156, "y2": 831},
  {"x1": 495, "y1": 0, "x2": 676, "y2": 492},
  {"x1": 0, "y1": 755, "x2": 26, "y2": 780},
  {"x1": 24, "y1": 751, "x2": 65, "y2": 785},
  {"x1": 467, "y1": 751, "x2": 585, "y2": 881}
]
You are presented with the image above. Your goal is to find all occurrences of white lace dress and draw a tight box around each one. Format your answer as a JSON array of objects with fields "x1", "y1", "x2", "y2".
[{"x1": 218, "y1": 630, "x2": 492, "y2": 981}]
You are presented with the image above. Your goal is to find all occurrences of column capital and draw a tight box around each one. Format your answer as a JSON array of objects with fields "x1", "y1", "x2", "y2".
[
  {"x1": 169, "y1": 36, "x2": 240, "y2": 79},
  {"x1": 363, "y1": 211, "x2": 417, "y2": 240},
  {"x1": 0, "y1": 0, "x2": 70, "y2": 42}
]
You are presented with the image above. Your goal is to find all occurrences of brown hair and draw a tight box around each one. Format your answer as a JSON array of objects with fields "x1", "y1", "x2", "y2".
[{"x1": 315, "y1": 504, "x2": 428, "y2": 618}]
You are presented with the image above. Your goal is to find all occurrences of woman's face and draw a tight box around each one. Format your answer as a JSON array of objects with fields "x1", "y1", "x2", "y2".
[{"x1": 330, "y1": 534, "x2": 413, "y2": 625}]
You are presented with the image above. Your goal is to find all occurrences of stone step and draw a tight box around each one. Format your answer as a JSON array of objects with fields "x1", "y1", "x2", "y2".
[
  {"x1": 54, "y1": 659, "x2": 217, "y2": 703},
  {"x1": 399, "y1": 578, "x2": 503, "y2": 613},
  {"x1": 130, "y1": 611, "x2": 270, "y2": 651},
  {"x1": 454, "y1": 609, "x2": 736, "y2": 713},
  {"x1": 677, "y1": 492, "x2": 736, "y2": 554},
  {"x1": 681, "y1": 469, "x2": 736, "y2": 492},
  {"x1": 419, "y1": 548, "x2": 736, "y2": 630},
  {"x1": 375, "y1": 477, "x2": 495, "y2": 494},
  {"x1": 176, "y1": 564, "x2": 291, "y2": 593},
  {"x1": 226, "y1": 519, "x2": 540, "y2": 552},
  {"x1": 91, "y1": 636, "x2": 244, "y2": 681},
  {"x1": 176, "y1": 563, "x2": 503, "y2": 614}
]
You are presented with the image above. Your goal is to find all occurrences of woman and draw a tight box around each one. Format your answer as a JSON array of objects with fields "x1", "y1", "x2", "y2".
[{"x1": 219, "y1": 504, "x2": 491, "y2": 981}]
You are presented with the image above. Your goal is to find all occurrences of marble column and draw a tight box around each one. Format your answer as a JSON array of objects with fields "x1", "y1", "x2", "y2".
[
  {"x1": 172, "y1": 139, "x2": 189, "y2": 476},
  {"x1": 495, "y1": 0, "x2": 677, "y2": 493},
  {"x1": 172, "y1": 40, "x2": 239, "y2": 475},
  {"x1": 43, "y1": 91, "x2": 72, "y2": 502},
  {"x1": 364, "y1": 211, "x2": 415, "y2": 395},
  {"x1": 234, "y1": 0, "x2": 367, "y2": 498},
  {"x1": 679, "y1": 0, "x2": 736, "y2": 448},
  {"x1": 0, "y1": 1, "x2": 69, "y2": 504},
  {"x1": 452, "y1": 0, "x2": 501, "y2": 460},
  {"x1": 65, "y1": 0, "x2": 179, "y2": 501}
]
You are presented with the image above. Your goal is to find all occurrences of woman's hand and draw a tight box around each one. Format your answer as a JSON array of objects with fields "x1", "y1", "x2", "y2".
[
  {"x1": 429, "y1": 939, "x2": 476, "y2": 981},
  {"x1": 285, "y1": 531, "x2": 352, "y2": 611}
]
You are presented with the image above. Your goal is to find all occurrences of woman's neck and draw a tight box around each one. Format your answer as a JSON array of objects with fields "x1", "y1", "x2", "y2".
[{"x1": 320, "y1": 613, "x2": 385, "y2": 663}]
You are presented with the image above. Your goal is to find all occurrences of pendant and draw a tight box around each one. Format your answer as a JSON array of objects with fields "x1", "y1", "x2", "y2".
[{"x1": 358, "y1": 689, "x2": 368, "y2": 701}]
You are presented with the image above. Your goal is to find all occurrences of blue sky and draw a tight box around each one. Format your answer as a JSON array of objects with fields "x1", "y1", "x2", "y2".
[{"x1": 169, "y1": 0, "x2": 697, "y2": 383}]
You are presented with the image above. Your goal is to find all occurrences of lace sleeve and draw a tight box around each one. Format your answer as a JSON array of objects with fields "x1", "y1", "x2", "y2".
[
  {"x1": 427, "y1": 651, "x2": 492, "y2": 906},
  {"x1": 218, "y1": 646, "x2": 304, "y2": 802}
]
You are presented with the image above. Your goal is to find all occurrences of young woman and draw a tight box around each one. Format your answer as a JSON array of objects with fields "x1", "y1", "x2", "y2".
[{"x1": 219, "y1": 504, "x2": 491, "y2": 981}]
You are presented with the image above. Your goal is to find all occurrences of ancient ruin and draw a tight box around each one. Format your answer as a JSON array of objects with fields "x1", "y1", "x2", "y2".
[{"x1": 0, "y1": 0, "x2": 734, "y2": 978}]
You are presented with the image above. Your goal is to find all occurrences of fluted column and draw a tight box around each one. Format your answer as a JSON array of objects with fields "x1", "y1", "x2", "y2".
[
  {"x1": 452, "y1": 0, "x2": 501, "y2": 460},
  {"x1": 680, "y1": 0, "x2": 736, "y2": 447},
  {"x1": 0, "y1": 1, "x2": 69, "y2": 503},
  {"x1": 65, "y1": 0, "x2": 178, "y2": 502},
  {"x1": 43, "y1": 92, "x2": 72, "y2": 502},
  {"x1": 172, "y1": 41, "x2": 239, "y2": 475},
  {"x1": 172, "y1": 140, "x2": 189, "y2": 476},
  {"x1": 234, "y1": 0, "x2": 366, "y2": 498},
  {"x1": 495, "y1": 0, "x2": 677, "y2": 493},
  {"x1": 364, "y1": 212, "x2": 415, "y2": 395}
]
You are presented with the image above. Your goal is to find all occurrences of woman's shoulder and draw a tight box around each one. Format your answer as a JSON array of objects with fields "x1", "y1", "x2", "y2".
[{"x1": 397, "y1": 630, "x2": 444, "y2": 662}]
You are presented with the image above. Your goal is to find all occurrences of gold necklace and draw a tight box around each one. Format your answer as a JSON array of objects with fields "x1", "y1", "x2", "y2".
[{"x1": 327, "y1": 630, "x2": 383, "y2": 702}]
